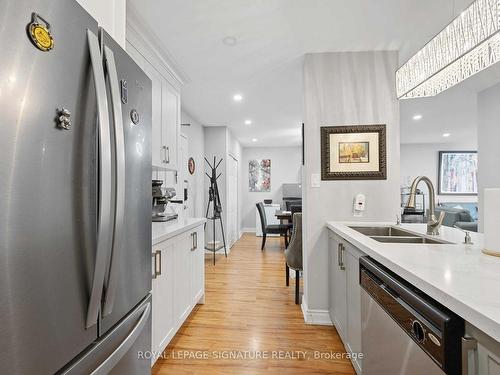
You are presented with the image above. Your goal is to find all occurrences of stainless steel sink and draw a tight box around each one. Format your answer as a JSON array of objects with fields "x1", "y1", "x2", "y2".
[
  {"x1": 348, "y1": 226, "x2": 451, "y2": 244},
  {"x1": 349, "y1": 226, "x2": 418, "y2": 237},
  {"x1": 369, "y1": 236, "x2": 449, "y2": 244}
]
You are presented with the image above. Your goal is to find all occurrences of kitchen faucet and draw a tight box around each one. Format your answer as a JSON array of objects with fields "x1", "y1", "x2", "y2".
[{"x1": 406, "y1": 176, "x2": 445, "y2": 236}]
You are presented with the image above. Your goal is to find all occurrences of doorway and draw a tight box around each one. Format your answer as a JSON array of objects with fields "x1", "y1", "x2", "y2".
[{"x1": 227, "y1": 154, "x2": 239, "y2": 247}]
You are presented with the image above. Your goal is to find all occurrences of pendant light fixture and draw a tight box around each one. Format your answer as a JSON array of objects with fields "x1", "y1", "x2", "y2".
[{"x1": 396, "y1": 0, "x2": 500, "y2": 99}]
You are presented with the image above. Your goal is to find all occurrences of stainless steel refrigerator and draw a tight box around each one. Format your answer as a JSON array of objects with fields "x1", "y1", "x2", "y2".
[{"x1": 0, "y1": 0, "x2": 152, "y2": 374}]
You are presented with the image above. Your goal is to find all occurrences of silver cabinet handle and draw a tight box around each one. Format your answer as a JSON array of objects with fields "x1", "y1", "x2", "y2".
[
  {"x1": 152, "y1": 250, "x2": 161, "y2": 278},
  {"x1": 340, "y1": 244, "x2": 345, "y2": 271},
  {"x1": 86, "y1": 29, "x2": 113, "y2": 329},
  {"x1": 462, "y1": 337, "x2": 477, "y2": 375},
  {"x1": 162, "y1": 146, "x2": 167, "y2": 163},
  {"x1": 90, "y1": 302, "x2": 151, "y2": 375},
  {"x1": 337, "y1": 243, "x2": 341, "y2": 268},
  {"x1": 166, "y1": 146, "x2": 170, "y2": 164},
  {"x1": 102, "y1": 45, "x2": 126, "y2": 317},
  {"x1": 156, "y1": 250, "x2": 162, "y2": 276},
  {"x1": 191, "y1": 232, "x2": 198, "y2": 251}
]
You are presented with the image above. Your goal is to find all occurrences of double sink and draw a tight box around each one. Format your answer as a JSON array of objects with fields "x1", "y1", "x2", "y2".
[{"x1": 349, "y1": 226, "x2": 451, "y2": 244}]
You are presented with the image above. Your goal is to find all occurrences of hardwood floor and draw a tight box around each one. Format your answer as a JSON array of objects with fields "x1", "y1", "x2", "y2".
[{"x1": 152, "y1": 233, "x2": 355, "y2": 375}]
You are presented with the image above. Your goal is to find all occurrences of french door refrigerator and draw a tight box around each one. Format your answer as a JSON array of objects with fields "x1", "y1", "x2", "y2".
[{"x1": 0, "y1": 0, "x2": 152, "y2": 374}]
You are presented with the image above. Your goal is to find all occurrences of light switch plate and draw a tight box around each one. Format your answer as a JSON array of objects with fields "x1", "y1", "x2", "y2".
[{"x1": 311, "y1": 173, "x2": 321, "y2": 188}]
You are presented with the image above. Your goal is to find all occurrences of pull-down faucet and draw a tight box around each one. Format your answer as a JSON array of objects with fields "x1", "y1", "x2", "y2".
[{"x1": 406, "y1": 176, "x2": 445, "y2": 236}]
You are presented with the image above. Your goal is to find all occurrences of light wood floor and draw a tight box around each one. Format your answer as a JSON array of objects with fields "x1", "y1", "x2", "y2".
[{"x1": 152, "y1": 233, "x2": 355, "y2": 375}]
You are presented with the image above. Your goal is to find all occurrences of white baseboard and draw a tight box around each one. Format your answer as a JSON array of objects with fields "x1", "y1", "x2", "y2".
[
  {"x1": 301, "y1": 296, "x2": 333, "y2": 326},
  {"x1": 242, "y1": 227, "x2": 256, "y2": 233}
]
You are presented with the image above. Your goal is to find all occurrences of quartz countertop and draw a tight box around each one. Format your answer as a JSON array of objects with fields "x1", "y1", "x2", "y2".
[
  {"x1": 327, "y1": 222, "x2": 500, "y2": 342},
  {"x1": 152, "y1": 217, "x2": 206, "y2": 245}
]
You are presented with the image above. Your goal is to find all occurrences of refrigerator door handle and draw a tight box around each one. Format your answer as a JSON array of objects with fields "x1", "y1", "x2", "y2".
[
  {"x1": 90, "y1": 302, "x2": 151, "y2": 375},
  {"x1": 86, "y1": 29, "x2": 113, "y2": 329},
  {"x1": 102, "y1": 45, "x2": 126, "y2": 317}
]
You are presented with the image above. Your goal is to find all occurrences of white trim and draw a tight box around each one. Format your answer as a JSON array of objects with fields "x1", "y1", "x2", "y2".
[
  {"x1": 242, "y1": 227, "x2": 256, "y2": 233},
  {"x1": 301, "y1": 296, "x2": 333, "y2": 326}
]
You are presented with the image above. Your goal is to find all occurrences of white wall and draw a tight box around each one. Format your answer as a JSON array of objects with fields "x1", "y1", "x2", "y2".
[
  {"x1": 303, "y1": 51, "x2": 400, "y2": 314},
  {"x1": 241, "y1": 147, "x2": 302, "y2": 231},
  {"x1": 76, "y1": 0, "x2": 126, "y2": 46},
  {"x1": 227, "y1": 130, "x2": 243, "y2": 238},
  {"x1": 478, "y1": 83, "x2": 500, "y2": 231},
  {"x1": 181, "y1": 111, "x2": 205, "y2": 218},
  {"x1": 401, "y1": 142, "x2": 478, "y2": 209}
]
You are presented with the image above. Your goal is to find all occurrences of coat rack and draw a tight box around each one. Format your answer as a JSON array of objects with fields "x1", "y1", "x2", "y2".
[{"x1": 204, "y1": 156, "x2": 227, "y2": 265}]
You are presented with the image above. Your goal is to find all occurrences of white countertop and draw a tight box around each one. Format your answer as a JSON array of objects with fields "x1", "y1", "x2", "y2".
[
  {"x1": 327, "y1": 222, "x2": 500, "y2": 342},
  {"x1": 152, "y1": 217, "x2": 206, "y2": 245}
]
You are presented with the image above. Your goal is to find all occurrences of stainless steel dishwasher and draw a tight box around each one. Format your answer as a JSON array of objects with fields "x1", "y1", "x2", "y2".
[{"x1": 359, "y1": 257, "x2": 464, "y2": 375}]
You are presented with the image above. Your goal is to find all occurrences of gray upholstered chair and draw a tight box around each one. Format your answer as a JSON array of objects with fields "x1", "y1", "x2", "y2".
[
  {"x1": 284, "y1": 213, "x2": 302, "y2": 304},
  {"x1": 256, "y1": 202, "x2": 291, "y2": 250}
]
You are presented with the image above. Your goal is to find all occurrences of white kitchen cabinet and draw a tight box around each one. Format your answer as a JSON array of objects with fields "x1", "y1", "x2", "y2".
[
  {"x1": 151, "y1": 223, "x2": 205, "y2": 364},
  {"x1": 464, "y1": 323, "x2": 500, "y2": 375},
  {"x1": 151, "y1": 241, "x2": 174, "y2": 359},
  {"x1": 126, "y1": 38, "x2": 181, "y2": 171},
  {"x1": 328, "y1": 232, "x2": 363, "y2": 374},
  {"x1": 190, "y1": 225, "x2": 205, "y2": 305},
  {"x1": 329, "y1": 234, "x2": 347, "y2": 340}
]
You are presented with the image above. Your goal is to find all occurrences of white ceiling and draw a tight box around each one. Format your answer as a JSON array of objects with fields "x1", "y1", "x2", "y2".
[{"x1": 128, "y1": 0, "x2": 477, "y2": 147}]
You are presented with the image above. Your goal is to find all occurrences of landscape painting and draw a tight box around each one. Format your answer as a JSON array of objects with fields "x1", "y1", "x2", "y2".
[
  {"x1": 249, "y1": 159, "x2": 271, "y2": 192},
  {"x1": 438, "y1": 151, "x2": 477, "y2": 195},
  {"x1": 339, "y1": 142, "x2": 369, "y2": 163}
]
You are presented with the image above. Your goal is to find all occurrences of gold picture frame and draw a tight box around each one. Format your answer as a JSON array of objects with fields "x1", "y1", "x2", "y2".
[{"x1": 321, "y1": 125, "x2": 387, "y2": 180}]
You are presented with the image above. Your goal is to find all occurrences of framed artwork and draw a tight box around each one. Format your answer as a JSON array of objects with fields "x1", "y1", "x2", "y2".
[
  {"x1": 249, "y1": 159, "x2": 271, "y2": 192},
  {"x1": 320, "y1": 125, "x2": 387, "y2": 180},
  {"x1": 188, "y1": 157, "x2": 195, "y2": 175},
  {"x1": 438, "y1": 151, "x2": 478, "y2": 195}
]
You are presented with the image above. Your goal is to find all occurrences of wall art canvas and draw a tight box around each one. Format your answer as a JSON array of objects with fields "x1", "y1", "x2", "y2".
[
  {"x1": 321, "y1": 125, "x2": 386, "y2": 180},
  {"x1": 438, "y1": 151, "x2": 477, "y2": 195},
  {"x1": 249, "y1": 159, "x2": 271, "y2": 192}
]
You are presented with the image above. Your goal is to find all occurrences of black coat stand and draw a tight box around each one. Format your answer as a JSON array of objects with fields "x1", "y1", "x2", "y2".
[{"x1": 204, "y1": 156, "x2": 227, "y2": 265}]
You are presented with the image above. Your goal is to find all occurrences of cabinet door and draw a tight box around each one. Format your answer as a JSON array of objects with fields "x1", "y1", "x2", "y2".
[
  {"x1": 190, "y1": 225, "x2": 205, "y2": 305},
  {"x1": 127, "y1": 42, "x2": 163, "y2": 167},
  {"x1": 329, "y1": 236, "x2": 347, "y2": 341},
  {"x1": 173, "y1": 232, "x2": 191, "y2": 325},
  {"x1": 161, "y1": 80, "x2": 180, "y2": 170},
  {"x1": 151, "y1": 241, "x2": 174, "y2": 358}
]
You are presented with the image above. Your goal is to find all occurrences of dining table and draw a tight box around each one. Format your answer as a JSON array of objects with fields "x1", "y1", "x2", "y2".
[{"x1": 275, "y1": 210, "x2": 292, "y2": 222}]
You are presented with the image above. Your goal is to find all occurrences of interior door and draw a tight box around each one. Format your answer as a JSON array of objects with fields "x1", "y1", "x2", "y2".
[
  {"x1": 0, "y1": 0, "x2": 100, "y2": 373},
  {"x1": 227, "y1": 155, "x2": 239, "y2": 246},
  {"x1": 99, "y1": 30, "x2": 152, "y2": 335}
]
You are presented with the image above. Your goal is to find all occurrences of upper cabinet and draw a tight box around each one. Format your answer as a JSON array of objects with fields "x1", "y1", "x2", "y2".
[{"x1": 125, "y1": 17, "x2": 184, "y2": 171}]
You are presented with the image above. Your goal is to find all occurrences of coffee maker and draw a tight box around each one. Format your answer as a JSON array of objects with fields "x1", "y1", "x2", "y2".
[{"x1": 152, "y1": 180, "x2": 180, "y2": 222}]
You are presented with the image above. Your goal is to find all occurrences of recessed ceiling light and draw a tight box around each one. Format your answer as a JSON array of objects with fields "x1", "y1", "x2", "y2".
[
  {"x1": 222, "y1": 36, "x2": 237, "y2": 46},
  {"x1": 442, "y1": 133, "x2": 451, "y2": 137},
  {"x1": 233, "y1": 94, "x2": 243, "y2": 102},
  {"x1": 252, "y1": 138, "x2": 257, "y2": 142},
  {"x1": 413, "y1": 114, "x2": 423, "y2": 121},
  {"x1": 244, "y1": 120, "x2": 252, "y2": 125}
]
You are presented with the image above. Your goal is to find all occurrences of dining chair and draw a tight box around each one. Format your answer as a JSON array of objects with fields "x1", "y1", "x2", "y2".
[
  {"x1": 256, "y1": 202, "x2": 291, "y2": 250},
  {"x1": 284, "y1": 213, "x2": 302, "y2": 304}
]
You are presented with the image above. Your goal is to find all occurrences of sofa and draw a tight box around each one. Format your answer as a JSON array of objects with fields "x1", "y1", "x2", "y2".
[{"x1": 434, "y1": 206, "x2": 478, "y2": 232}]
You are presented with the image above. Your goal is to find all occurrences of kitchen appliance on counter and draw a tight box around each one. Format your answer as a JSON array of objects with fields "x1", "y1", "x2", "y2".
[
  {"x1": 359, "y1": 257, "x2": 464, "y2": 374},
  {"x1": 152, "y1": 180, "x2": 180, "y2": 222},
  {"x1": 0, "y1": 0, "x2": 152, "y2": 373}
]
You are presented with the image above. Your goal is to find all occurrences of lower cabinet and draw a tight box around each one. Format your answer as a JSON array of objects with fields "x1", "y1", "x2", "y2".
[
  {"x1": 464, "y1": 323, "x2": 500, "y2": 375},
  {"x1": 151, "y1": 224, "x2": 205, "y2": 364},
  {"x1": 328, "y1": 232, "x2": 363, "y2": 374}
]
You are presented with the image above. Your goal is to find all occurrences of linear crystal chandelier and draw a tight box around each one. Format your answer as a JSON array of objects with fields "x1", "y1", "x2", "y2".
[{"x1": 396, "y1": 0, "x2": 500, "y2": 99}]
